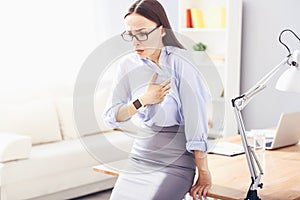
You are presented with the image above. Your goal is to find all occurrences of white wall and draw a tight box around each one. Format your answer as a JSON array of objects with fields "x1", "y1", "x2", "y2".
[
  {"x1": 159, "y1": 0, "x2": 179, "y2": 31},
  {"x1": 0, "y1": 0, "x2": 100, "y2": 101},
  {"x1": 241, "y1": 0, "x2": 300, "y2": 129},
  {"x1": 95, "y1": 0, "x2": 133, "y2": 42}
]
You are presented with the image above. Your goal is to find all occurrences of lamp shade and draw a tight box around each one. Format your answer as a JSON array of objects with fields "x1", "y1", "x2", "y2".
[
  {"x1": 276, "y1": 67, "x2": 300, "y2": 93},
  {"x1": 276, "y1": 50, "x2": 300, "y2": 93}
]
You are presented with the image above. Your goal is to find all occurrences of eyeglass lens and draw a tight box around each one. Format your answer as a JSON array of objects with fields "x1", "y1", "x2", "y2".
[{"x1": 121, "y1": 26, "x2": 159, "y2": 42}]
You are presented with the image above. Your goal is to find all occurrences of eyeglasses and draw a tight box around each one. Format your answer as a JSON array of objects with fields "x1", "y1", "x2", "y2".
[{"x1": 121, "y1": 26, "x2": 160, "y2": 42}]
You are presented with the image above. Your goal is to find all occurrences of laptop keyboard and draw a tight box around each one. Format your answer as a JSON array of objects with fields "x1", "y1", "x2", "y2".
[
  {"x1": 265, "y1": 137, "x2": 274, "y2": 148},
  {"x1": 266, "y1": 141, "x2": 272, "y2": 148}
]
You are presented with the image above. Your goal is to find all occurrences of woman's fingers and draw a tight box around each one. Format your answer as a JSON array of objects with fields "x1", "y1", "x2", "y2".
[
  {"x1": 145, "y1": 75, "x2": 171, "y2": 104},
  {"x1": 202, "y1": 185, "x2": 210, "y2": 198},
  {"x1": 190, "y1": 184, "x2": 210, "y2": 200},
  {"x1": 162, "y1": 85, "x2": 171, "y2": 92},
  {"x1": 190, "y1": 185, "x2": 200, "y2": 200},
  {"x1": 198, "y1": 186, "x2": 205, "y2": 198},
  {"x1": 161, "y1": 79, "x2": 171, "y2": 96},
  {"x1": 161, "y1": 78, "x2": 171, "y2": 87},
  {"x1": 149, "y1": 72, "x2": 158, "y2": 84}
]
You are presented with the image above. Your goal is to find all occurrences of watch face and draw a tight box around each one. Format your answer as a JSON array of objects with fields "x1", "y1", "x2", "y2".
[{"x1": 133, "y1": 99, "x2": 142, "y2": 110}]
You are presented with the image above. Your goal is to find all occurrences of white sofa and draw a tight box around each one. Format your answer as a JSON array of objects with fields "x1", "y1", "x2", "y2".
[{"x1": 0, "y1": 86, "x2": 134, "y2": 200}]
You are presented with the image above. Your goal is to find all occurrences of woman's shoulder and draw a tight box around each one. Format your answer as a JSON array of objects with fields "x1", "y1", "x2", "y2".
[
  {"x1": 165, "y1": 46, "x2": 198, "y2": 72},
  {"x1": 165, "y1": 46, "x2": 189, "y2": 57},
  {"x1": 166, "y1": 46, "x2": 196, "y2": 64}
]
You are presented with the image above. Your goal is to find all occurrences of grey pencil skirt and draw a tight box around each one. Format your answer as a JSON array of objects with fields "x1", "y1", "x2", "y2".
[{"x1": 109, "y1": 125, "x2": 196, "y2": 200}]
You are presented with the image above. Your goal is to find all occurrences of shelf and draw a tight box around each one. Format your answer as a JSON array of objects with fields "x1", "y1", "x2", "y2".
[{"x1": 178, "y1": 0, "x2": 242, "y2": 136}]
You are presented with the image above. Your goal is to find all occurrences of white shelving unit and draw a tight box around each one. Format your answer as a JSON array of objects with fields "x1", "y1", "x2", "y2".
[{"x1": 178, "y1": 0, "x2": 243, "y2": 137}]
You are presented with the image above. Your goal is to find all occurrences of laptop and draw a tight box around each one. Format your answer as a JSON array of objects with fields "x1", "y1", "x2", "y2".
[{"x1": 251, "y1": 112, "x2": 300, "y2": 150}]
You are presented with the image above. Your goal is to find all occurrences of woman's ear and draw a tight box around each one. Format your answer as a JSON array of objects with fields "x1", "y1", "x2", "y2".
[{"x1": 161, "y1": 27, "x2": 166, "y2": 37}]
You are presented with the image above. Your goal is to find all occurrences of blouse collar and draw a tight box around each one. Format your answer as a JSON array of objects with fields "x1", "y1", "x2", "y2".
[{"x1": 138, "y1": 46, "x2": 175, "y2": 63}]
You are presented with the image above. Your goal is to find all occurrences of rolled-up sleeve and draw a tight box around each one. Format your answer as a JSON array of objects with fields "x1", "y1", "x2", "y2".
[
  {"x1": 177, "y1": 57, "x2": 210, "y2": 153},
  {"x1": 103, "y1": 62, "x2": 131, "y2": 128}
]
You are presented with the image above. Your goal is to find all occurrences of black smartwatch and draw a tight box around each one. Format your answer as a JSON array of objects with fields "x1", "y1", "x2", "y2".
[{"x1": 132, "y1": 99, "x2": 144, "y2": 111}]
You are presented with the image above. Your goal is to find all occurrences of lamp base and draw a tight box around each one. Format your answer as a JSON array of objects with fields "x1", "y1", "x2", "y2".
[{"x1": 245, "y1": 189, "x2": 261, "y2": 200}]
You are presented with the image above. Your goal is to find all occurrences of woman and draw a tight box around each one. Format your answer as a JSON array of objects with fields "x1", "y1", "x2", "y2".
[{"x1": 104, "y1": 0, "x2": 212, "y2": 199}]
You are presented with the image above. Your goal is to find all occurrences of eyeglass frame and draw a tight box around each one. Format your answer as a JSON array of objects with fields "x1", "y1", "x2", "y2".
[{"x1": 121, "y1": 25, "x2": 161, "y2": 42}]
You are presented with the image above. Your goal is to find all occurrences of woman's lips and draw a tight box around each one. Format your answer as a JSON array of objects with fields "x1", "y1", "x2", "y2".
[{"x1": 135, "y1": 49, "x2": 144, "y2": 55}]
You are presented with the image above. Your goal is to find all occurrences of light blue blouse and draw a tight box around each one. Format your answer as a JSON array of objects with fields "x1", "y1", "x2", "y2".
[{"x1": 103, "y1": 46, "x2": 210, "y2": 153}]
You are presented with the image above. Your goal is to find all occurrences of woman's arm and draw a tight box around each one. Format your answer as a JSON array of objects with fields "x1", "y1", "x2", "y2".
[
  {"x1": 116, "y1": 72, "x2": 170, "y2": 122},
  {"x1": 189, "y1": 150, "x2": 212, "y2": 200},
  {"x1": 116, "y1": 101, "x2": 139, "y2": 122}
]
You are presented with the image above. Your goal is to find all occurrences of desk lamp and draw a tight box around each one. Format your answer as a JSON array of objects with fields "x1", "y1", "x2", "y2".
[{"x1": 231, "y1": 29, "x2": 300, "y2": 200}]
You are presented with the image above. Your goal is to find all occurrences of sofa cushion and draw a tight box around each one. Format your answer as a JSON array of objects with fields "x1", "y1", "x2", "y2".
[
  {"x1": 56, "y1": 88, "x2": 114, "y2": 140},
  {"x1": 55, "y1": 95, "x2": 113, "y2": 140},
  {"x1": 0, "y1": 100, "x2": 62, "y2": 145},
  {"x1": 0, "y1": 133, "x2": 32, "y2": 162},
  {"x1": 1, "y1": 131, "x2": 133, "y2": 185},
  {"x1": 55, "y1": 97, "x2": 79, "y2": 140}
]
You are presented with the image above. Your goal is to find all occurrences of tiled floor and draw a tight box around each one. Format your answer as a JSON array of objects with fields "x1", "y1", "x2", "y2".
[{"x1": 72, "y1": 189, "x2": 112, "y2": 200}]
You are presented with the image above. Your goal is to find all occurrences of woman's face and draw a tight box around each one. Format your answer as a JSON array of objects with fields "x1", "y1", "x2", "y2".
[{"x1": 124, "y1": 13, "x2": 164, "y2": 60}]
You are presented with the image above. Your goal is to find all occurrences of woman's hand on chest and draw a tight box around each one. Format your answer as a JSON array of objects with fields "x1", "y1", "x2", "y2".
[{"x1": 140, "y1": 72, "x2": 171, "y2": 106}]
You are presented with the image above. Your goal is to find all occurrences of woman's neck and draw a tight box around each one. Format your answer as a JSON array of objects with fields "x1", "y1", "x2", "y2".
[{"x1": 148, "y1": 48, "x2": 162, "y2": 65}]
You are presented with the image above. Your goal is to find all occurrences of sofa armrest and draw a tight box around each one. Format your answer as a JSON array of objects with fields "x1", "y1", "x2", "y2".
[{"x1": 0, "y1": 133, "x2": 32, "y2": 163}]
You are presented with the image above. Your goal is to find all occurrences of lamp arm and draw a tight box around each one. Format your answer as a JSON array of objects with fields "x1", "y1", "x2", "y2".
[
  {"x1": 232, "y1": 99, "x2": 264, "y2": 200},
  {"x1": 234, "y1": 56, "x2": 290, "y2": 110}
]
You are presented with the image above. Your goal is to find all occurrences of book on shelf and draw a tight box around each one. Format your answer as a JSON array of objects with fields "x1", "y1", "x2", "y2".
[
  {"x1": 190, "y1": 9, "x2": 205, "y2": 28},
  {"x1": 205, "y1": 6, "x2": 226, "y2": 28},
  {"x1": 185, "y1": 7, "x2": 226, "y2": 29},
  {"x1": 186, "y1": 9, "x2": 193, "y2": 28}
]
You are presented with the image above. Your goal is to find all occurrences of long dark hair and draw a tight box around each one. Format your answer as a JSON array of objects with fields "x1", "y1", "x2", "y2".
[{"x1": 125, "y1": 0, "x2": 184, "y2": 49}]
